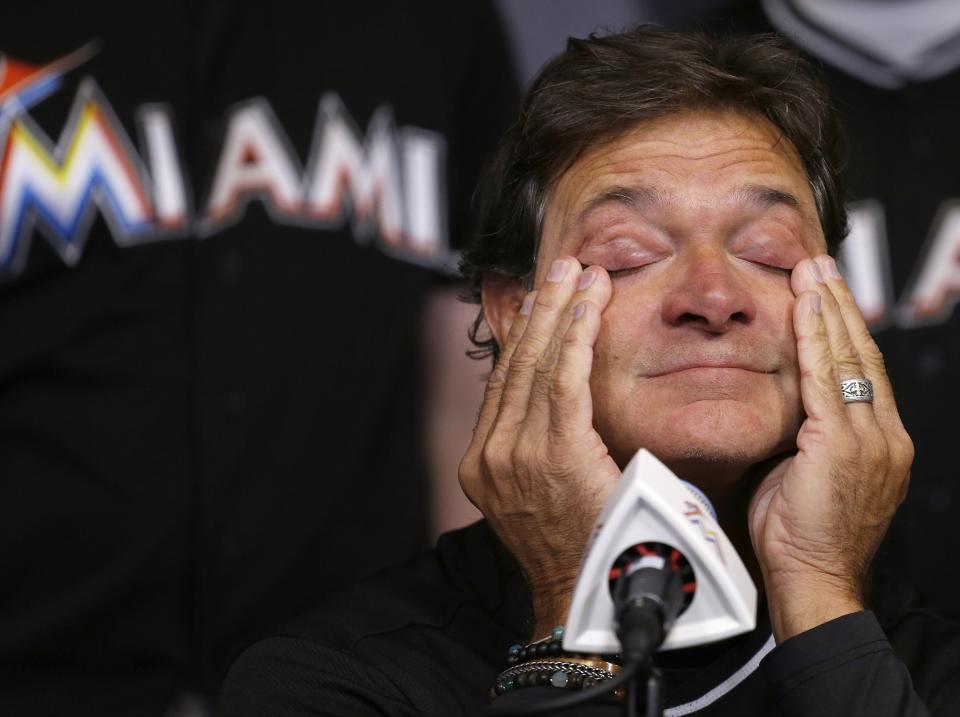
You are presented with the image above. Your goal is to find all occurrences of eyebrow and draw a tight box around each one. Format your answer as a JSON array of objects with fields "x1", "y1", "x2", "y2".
[
  {"x1": 575, "y1": 183, "x2": 803, "y2": 226},
  {"x1": 736, "y1": 184, "x2": 802, "y2": 212},
  {"x1": 575, "y1": 185, "x2": 664, "y2": 226}
]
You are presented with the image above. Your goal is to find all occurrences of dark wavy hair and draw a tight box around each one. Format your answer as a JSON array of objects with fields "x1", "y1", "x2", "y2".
[{"x1": 460, "y1": 25, "x2": 847, "y2": 360}]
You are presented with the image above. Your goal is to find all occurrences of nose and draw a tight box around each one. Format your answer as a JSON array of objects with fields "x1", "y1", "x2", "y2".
[{"x1": 660, "y1": 249, "x2": 757, "y2": 333}]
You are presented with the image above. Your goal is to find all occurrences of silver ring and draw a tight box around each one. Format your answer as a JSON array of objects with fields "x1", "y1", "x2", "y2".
[{"x1": 841, "y1": 378, "x2": 873, "y2": 404}]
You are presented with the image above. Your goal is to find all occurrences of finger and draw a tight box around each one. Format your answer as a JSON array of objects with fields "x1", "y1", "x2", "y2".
[
  {"x1": 462, "y1": 288, "x2": 537, "y2": 503},
  {"x1": 492, "y1": 257, "x2": 583, "y2": 431},
  {"x1": 815, "y1": 256, "x2": 914, "y2": 484},
  {"x1": 813, "y1": 254, "x2": 903, "y2": 431},
  {"x1": 792, "y1": 289, "x2": 848, "y2": 427},
  {"x1": 792, "y1": 257, "x2": 877, "y2": 432},
  {"x1": 547, "y1": 298, "x2": 603, "y2": 437},
  {"x1": 470, "y1": 290, "x2": 537, "y2": 443},
  {"x1": 525, "y1": 264, "x2": 612, "y2": 427}
]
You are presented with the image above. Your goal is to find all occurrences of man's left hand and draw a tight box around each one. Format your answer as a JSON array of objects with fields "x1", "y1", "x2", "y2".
[{"x1": 748, "y1": 254, "x2": 914, "y2": 642}]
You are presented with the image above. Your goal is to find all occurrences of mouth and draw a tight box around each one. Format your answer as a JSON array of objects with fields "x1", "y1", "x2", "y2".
[{"x1": 646, "y1": 362, "x2": 774, "y2": 378}]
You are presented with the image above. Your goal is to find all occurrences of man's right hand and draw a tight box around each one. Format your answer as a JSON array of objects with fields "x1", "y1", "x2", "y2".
[{"x1": 458, "y1": 257, "x2": 620, "y2": 637}]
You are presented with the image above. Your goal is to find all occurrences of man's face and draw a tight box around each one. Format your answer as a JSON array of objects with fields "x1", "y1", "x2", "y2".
[{"x1": 534, "y1": 110, "x2": 828, "y2": 479}]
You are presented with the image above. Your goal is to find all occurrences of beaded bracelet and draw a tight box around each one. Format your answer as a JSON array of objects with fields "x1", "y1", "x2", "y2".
[
  {"x1": 506, "y1": 625, "x2": 567, "y2": 665},
  {"x1": 494, "y1": 660, "x2": 614, "y2": 695},
  {"x1": 492, "y1": 658, "x2": 621, "y2": 697},
  {"x1": 494, "y1": 626, "x2": 624, "y2": 700},
  {"x1": 505, "y1": 626, "x2": 622, "y2": 665}
]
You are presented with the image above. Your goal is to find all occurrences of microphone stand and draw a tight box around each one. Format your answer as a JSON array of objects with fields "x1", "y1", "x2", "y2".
[
  {"x1": 625, "y1": 661, "x2": 663, "y2": 717},
  {"x1": 615, "y1": 559, "x2": 682, "y2": 717}
]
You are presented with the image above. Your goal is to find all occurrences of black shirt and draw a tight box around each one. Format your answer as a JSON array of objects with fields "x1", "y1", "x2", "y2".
[{"x1": 217, "y1": 521, "x2": 960, "y2": 716}]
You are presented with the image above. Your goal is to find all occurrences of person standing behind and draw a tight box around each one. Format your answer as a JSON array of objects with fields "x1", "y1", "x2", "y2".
[{"x1": 0, "y1": 1, "x2": 517, "y2": 714}]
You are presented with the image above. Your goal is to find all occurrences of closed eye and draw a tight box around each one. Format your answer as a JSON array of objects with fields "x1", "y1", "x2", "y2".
[
  {"x1": 579, "y1": 261, "x2": 654, "y2": 279},
  {"x1": 734, "y1": 254, "x2": 792, "y2": 277},
  {"x1": 753, "y1": 260, "x2": 792, "y2": 277}
]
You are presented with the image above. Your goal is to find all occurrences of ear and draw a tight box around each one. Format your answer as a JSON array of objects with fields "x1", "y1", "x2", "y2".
[{"x1": 480, "y1": 272, "x2": 527, "y2": 351}]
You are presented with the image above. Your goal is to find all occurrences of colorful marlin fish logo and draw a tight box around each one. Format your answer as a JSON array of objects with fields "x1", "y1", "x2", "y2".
[{"x1": 0, "y1": 44, "x2": 97, "y2": 120}]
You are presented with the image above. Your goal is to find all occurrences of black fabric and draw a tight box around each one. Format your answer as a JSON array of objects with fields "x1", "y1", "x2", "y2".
[
  {"x1": 764, "y1": 612, "x2": 930, "y2": 716},
  {"x1": 218, "y1": 521, "x2": 531, "y2": 717},
  {"x1": 0, "y1": 2, "x2": 517, "y2": 714},
  {"x1": 216, "y1": 521, "x2": 960, "y2": 717}
]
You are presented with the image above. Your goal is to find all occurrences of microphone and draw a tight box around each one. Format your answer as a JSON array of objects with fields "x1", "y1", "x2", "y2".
[
  {"x1": 609, "y1": 481, "x2": 712, "y2": 662},
  {"x1": 564, "y1": 449, "x2": 756, "y2": 656},
  {"x1": 490, "y1": 452, "x2": 755, "y2": 716},
  {"x1": 611, "y1": 541, "x2": 691, "y2": 663}
]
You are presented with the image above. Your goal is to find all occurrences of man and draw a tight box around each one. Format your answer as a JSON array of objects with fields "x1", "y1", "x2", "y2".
[{"x1": 217, "y1": 26, "x2": 960, "y2": 716}]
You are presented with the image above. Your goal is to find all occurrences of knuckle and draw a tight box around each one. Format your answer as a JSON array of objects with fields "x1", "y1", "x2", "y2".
[
  {"x1": 532, "y1": 336, "x2": 564, "y2": 383},
  {"x1": 892, "y1": 431, "x2": 915, "y2": 470},
  {"x1": 902, "y1": 432, "x2": 916, "y2": 463},
  {"x1": 833, "y1": 351, "x2": 863, "y2": 379},
  {"x1": 457, "y1": 452, "x2": 479, "y2": 485},
  {"x1": 509, "y1": 440, "x2": 536, "y2": 474},
  {"x1": 562, "y1": 322, "x2": 584, "y2": 349},
  {"x1": 489, "y1": 354, "x2": 511, "y2": 380},
  {"x1": 859, "y1": 340, "x2": 887, "y2": 372},
  {"x1": 458, "y1": 451, "x2": 490, "y2": 511},
  {"x1": 481, "y1": 433, "x2": 512, "y2": 475},
  {"x1": 551, "y1": 354, "x2": 585, "y2": 397},
  {"x1": 483, "y1": 367, "x2": 507, "y2": 397},
  {"x1": 804, "y1": 358, "x2": 839, "y2": 393},
  {"x1": 797, "y1": 332, "x2": 834, "y2": 369},
  {"x1": 896, "y1": 471, "x2": 912, "y2": 506},
  {"x1": 533, "y1": 286, "x2": 563, "y2": 312},
  {"x1": 549, "y1": 363, "x2": 575, "y2": 397},
  {"x1": 534, "y1": 342, "x2": 559, "y2": 379},
  {"x1": 457, "y1": 467, "x2": 479, "y2": 499},
  {"x1": 508, "y1": 346, "x2": 539, "y2": 373}
]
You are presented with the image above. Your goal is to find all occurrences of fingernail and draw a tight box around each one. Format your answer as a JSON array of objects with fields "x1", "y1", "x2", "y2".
[
  {"x1": 520, "y1": 292, "x2": 537, "y2": 316},
  {"x1": 821, "y1": 256, "x2": 842, "y2": 280},
  {"x1": 577, "y1": 270, "x2": 596, "y2": 290},
  {"x1": 547, "y1": 259, "x2": 569, "y2": 283},
  {"x1": 810, "y1": 293, "x2": 821, "y2": 314},
  {"x1": 809, "y1": 261, "x2": 825, "y2": 284},
  {"x1": 573, "y1": 302, "x2": 587, "y2": 320}
]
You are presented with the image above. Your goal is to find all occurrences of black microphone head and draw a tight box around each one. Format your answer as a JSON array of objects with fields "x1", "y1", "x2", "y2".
[{"x1": 608, "y1": 542, "x2": 696, "y2": 622}]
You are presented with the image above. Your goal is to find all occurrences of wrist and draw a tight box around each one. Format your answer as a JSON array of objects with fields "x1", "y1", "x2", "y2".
[
  {"x1": 766, "y1": 576, "x2": 863, "y2": 642},
  {"x1": 531, "y1": 586, "x2": 574, "y2": 642}
]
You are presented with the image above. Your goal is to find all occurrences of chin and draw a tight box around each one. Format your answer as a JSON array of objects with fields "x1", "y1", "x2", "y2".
[{"x1": 611, "y1": 399, "x2": 792, "y2": 473}]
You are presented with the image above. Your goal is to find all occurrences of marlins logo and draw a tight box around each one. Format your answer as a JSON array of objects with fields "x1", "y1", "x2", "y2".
[
  {"x1": 0, "y1": 43, "x2": 450, "y2": 281},
  {"x1": 0, "y1": 47, "x2": 178, "y2": 274}
]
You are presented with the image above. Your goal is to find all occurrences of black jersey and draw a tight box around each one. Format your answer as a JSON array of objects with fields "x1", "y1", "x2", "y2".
[{"x1": 0, "y1": 2, "x2": 517, "y2": 713}]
